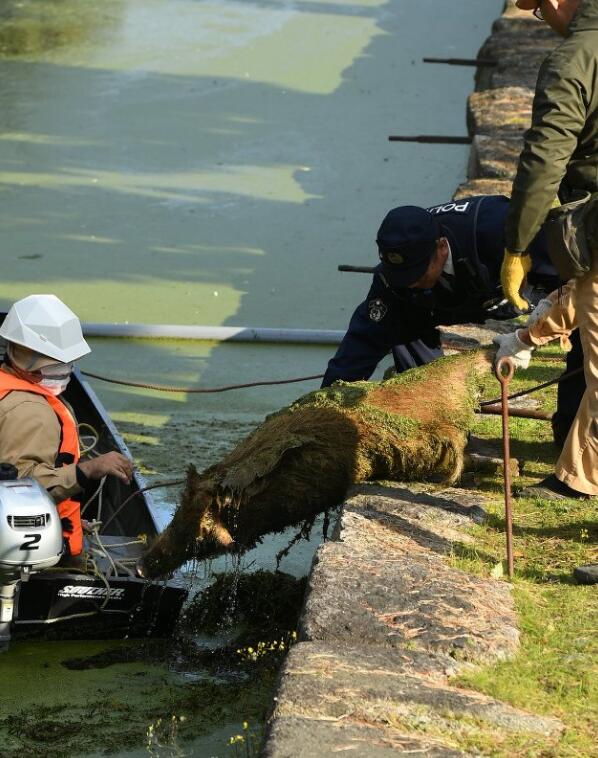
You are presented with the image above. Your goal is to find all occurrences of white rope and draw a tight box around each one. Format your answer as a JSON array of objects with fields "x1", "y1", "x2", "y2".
[
  {"x1": 78, "y1": 422, "x2": 100, "y2": 456},
  {"x1": 80, "y1": 476, "x2": 107, "y2": 516}
]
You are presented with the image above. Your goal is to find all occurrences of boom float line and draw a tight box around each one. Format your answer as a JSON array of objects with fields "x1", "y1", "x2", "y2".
[{"x1": 81, "y1": 323, "x2": 345, "y2": 344}]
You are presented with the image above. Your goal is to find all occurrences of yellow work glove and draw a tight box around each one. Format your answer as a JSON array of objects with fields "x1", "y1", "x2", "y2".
[{"x1": 501, "y1": 249, "x2": 532, "y2": 312}]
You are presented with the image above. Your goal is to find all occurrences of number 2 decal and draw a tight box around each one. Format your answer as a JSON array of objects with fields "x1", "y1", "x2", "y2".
[{"x1": 20, "y1": 534, "x2": 41, "y2": 551}]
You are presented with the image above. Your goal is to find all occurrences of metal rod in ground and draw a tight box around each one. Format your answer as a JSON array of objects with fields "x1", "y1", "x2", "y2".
[
  {"x1": 338, "y1": 265, "x2": 376, "y2": 274},
  {"x1": 496, "y1": 357, "x2": 516, "y2": 579},
  {"x1": 479, "y1": 405, "x2": 551, "y2": 421},
  {"x1": 422, "y1": 57, "x2": 497, "y2": 67},
  {"x1": 388, "y1": 135, "x2": 472, "y2": 145}
]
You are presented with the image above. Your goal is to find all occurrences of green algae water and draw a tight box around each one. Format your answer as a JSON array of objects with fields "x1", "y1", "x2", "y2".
[
  {"x1": 0, "y1": 638, "x2": 279, "y2": 757},
  {"x1": 0, "y1": 0, "x2": 502, "y2": 754}
]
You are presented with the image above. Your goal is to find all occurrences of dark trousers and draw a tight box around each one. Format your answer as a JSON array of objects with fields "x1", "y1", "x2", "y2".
[
  {"x1": 554, "y1": 329, "x2": 586, "y2": 447},
  {"x1": 392, "y1": 340, "x2": 444, "y2": 373}
]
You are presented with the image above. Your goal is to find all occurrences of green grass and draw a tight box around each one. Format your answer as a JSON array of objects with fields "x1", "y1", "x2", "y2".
[{"x1": 448, "y1": 346, "x2": 598, "y2": 757}]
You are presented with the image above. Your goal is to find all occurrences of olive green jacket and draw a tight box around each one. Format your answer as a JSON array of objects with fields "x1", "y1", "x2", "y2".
[{"x1": 505, "y1": 0, "x2": 598, "y2": 253}]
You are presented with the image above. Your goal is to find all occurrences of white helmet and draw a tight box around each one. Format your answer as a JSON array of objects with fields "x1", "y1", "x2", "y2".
[{"x1": 0, "y1": 294, "x2": 90, "y2": 364}]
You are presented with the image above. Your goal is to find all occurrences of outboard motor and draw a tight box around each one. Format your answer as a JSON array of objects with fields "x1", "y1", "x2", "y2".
[{"x1": 0, "y1": 464, "x2": 63, "y2": 650}]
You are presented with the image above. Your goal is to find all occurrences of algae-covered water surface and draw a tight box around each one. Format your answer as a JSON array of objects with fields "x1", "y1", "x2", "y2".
[
  {"x1": 0, "y1": 638, "x2": 281, "y2": 757},
  {"x1": 0, "y1": 0, "x2": 501, "y2": 753},
  {"x1": 0, "y1": 343, "x2": 330, "y2": 758}
]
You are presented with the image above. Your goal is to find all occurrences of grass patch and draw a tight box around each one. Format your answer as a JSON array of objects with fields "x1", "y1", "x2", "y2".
[{"x1": 448, "y1": 346, "x2": 598, "y2": 756}]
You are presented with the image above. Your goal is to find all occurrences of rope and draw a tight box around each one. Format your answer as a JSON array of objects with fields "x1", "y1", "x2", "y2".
[
  {"x1": 81, "y1": 370, "x2": 325, "y2": 394},
  {"x1": 100, "y1": 479, "x2": 186, "y2": 533},
  {"x1": 78, "y1": 422, "x2": 99, "y2": 456},
  {"x1": 81, "y1": 476, "x2": 106, "y2": 517},
  {"x1": 480, "y1": 366, "x2": 584, "y2": 408},
  {"x1": 82, "y1": 351, "x2": 582, "y2": 416}
]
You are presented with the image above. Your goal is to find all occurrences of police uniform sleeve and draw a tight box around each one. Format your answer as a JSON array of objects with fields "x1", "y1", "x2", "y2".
[
  {"x1": 321, "y1": 280, "x2": 400, "y2": 387},
  {"x1": 0, "y1": 399, "x2": 82, "y2": 503}
]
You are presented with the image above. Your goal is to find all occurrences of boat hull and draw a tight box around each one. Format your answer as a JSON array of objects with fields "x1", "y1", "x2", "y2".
[{"x1": 13, "y1": 571, "x2": 186, "y2": 640}]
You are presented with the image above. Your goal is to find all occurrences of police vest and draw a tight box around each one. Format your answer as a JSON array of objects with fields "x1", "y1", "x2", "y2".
[
  {"x1": 427, "y1": 194, "x2": 556, "y2": 283},
  {"x1": 0, "y1": 370, "x2": 83, "y2": 556}
]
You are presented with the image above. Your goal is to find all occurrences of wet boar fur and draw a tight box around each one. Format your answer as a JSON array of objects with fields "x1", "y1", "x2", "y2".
[{"x1": 140, "y1": 351, "x2": 491, "y2": 577}]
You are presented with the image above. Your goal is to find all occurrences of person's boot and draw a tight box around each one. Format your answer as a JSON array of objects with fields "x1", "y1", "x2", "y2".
[
  {"x1": 573, "y1": 564, "x2": 598, "y2": 584},
  {"x1": 519, "y1": 474, "x2": 591, "y2": 500}
]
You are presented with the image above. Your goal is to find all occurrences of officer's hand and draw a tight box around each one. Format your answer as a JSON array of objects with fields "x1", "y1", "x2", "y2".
[
  {"x1": 493, "y1": 329, "x2": 535, "y2": 370},
  {"x1": 78, "y1": 452, "x2": 134, "y2": 484},
  {"x1": 501, "y1": 249, "x2": 532, "y2": 312}
]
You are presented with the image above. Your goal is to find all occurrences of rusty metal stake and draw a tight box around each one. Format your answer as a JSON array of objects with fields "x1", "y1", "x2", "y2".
[
  {"x1": 496, "y1": 357, "x2": 515, "y2": 579},
  {"x1": 422, "y1": 57, "x2": 497, "y2": 67},
  {"x1": 388, "y1": 134, "x2": 472, "y2": 145},
  {"x1": 338, "y1": 264, "x2": 376, "y2": 274},
  {"x1": 480, "y1": 405, "x2": 551, "y2": 421}
]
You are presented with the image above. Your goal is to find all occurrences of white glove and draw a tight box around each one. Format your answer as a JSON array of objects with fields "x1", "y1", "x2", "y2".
[
  {"x1": 493, "y1": 329, "x2": 534, "y2": 370},
  {"x1": 527, "y1": 298, "x2": 553, "y2": 328}
]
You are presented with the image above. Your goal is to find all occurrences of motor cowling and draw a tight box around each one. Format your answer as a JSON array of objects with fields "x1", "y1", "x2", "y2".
[
  {"x1": 0, "y1": 472, "x2": 64, "y2": 575},
  {"x1": 0, "y1": 467, "x2": 64, "y2": 650}
]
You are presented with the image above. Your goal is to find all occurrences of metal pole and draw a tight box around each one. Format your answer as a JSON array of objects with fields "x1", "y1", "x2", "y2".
[
  {"x1": 338, "y1": 265, "x2": 377, "y2": 274},
  {"x1": 480, "y1": 405, "x2": 551, "y2": 421},
  {"x1": 0, "y1": 580, "x2": 17, "y2": 651},
  {"x1": 496, "y1": 357, "x2": 516, "y2": 579},
  {"x1": 388, "y1": 135, "x2": 472, "y2": 145},
  {"x1": 422, "y1": 57, "x2": 497, "y2": 67}
]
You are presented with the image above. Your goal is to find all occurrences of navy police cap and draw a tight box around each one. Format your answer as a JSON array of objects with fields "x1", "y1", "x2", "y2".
[{"x1": 375, "y1": 206, "x2": 440, "y2": 287}]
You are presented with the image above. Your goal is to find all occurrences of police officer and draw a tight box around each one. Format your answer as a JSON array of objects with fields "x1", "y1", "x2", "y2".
[{"x1": 322, "y1": 195, "x2": 555, "y2": 388}]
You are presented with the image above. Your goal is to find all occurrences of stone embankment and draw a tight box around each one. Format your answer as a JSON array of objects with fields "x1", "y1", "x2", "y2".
[{"x1": 262, "y1": 3, "x2": 564, "y2": 755}]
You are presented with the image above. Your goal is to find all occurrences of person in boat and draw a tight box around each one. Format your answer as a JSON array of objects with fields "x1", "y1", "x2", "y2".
[
  {"x1": 322, "y1": 194, "x2": 558, "y2": 388},
  {"x1": 0, "y1": 294, "x2": 133, "y2": 558}
]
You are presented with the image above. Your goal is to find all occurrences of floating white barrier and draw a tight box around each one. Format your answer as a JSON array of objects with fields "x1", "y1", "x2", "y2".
[{"x1": 82, "y1": 323, "x2": 345, "y2": 345}]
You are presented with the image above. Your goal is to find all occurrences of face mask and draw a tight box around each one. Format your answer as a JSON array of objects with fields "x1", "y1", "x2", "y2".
[
  {"x1": 39, "y1": 363, "x2": 73, "y2": 396},
  {"x1": 39, "y1": 376, "x2": 71, "y2": 396}
]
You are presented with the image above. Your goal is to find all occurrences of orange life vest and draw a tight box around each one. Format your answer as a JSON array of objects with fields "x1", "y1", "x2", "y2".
[{"x1": 0, "y1": 369, "x2": 83, "y2": 556}]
